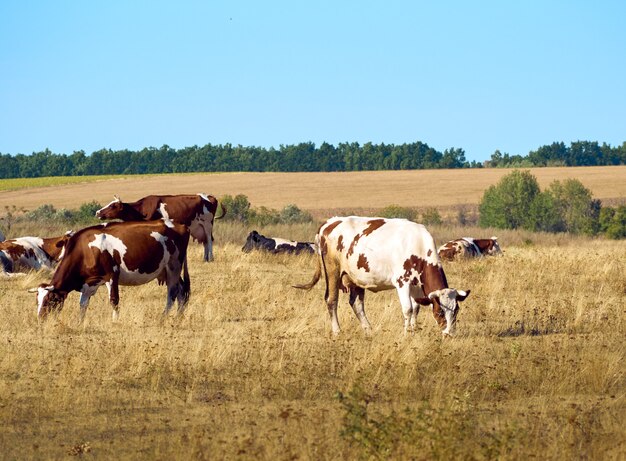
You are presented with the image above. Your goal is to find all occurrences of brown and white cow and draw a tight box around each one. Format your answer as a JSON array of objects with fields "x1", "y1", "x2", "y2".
[
  {"x1": 32, "y1": 220, "x2": 190, "y2": 322},
  {"x1": 294, "y1": 216, "x2": 470, "y2": 335},
  {"x1": 95, "y1": 193, "x2": 225, "y2": 262},
  {"x1": 438, "y1": 237, "x2": 502, "y2": 261},
  {"x1": 0, "y1": 231, "x2": 74, "y2": 274}
]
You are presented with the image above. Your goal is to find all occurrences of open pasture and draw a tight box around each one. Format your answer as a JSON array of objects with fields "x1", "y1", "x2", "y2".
[
  {"x1": 1, "y1": 166, "x2": 625, "y2": 216},
  {"x1": 0, "y1": 169, "x2": 625, "y2": 459}
]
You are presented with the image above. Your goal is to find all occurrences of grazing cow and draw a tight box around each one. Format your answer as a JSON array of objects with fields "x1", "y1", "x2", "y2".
[
  {"x1": 294, "y1": 216, "x2": 470, "y2": 335},
  {"x1": 0, "y1": 231, "x2": 74, "y2": 274},
  {"x1": 438, "y1": 237, "x2": 502, "y2": 261},
  {"x1": 242, "y1": 230, "x2": 315, "y2": 255},
  {"x1": 31, "y1": 220, "x2": 190, "y2": 322},
  {"x1": 95, "y1": 193, "x2": 225, "y2": 262}
]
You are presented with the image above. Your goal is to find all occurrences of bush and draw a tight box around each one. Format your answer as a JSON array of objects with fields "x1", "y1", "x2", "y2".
[
  {"x1": 545, "y1": 179, "x2": 600, "y2": 235},
  {"x1": 379, "y1": 205, "x2": 416, "y2": 221},
  {"x1": 220, "y1": 194, "x2": 252, "y2": 222},
  {"x1": 479, "y1": 170, "x2": 541, "y2": 229},
  {"x1": 421, "y1": 207, "x2": 442, "y2": 225},
  {"x1": 279, "y1": 204, "x2": 313, "y2": 224},
  {"x1": 602, "y1": 205, "x2": 626, "y2": 239},
  {"x1": 76, "y1": 200, "x2": 102, "y2": 223}
]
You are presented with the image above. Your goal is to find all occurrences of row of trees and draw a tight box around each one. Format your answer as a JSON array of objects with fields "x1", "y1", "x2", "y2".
[
  {"x1": 2, "y1": 140, "x2": 624, "y2": 179},
  {"x1": 488, "y1": 141, "x2": 626, "y2": 167},
  {"x1": 479, "y1": 170, "x2": 626, "y2": 239},
  {"x1": 0, "y1": 142, "x2": 471, "y2": 178}
]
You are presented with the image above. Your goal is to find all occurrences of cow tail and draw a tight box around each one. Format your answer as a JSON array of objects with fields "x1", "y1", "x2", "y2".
[
  {"x1": 181, "y1": 254, "x2": 191, "y2": 305},
  {"x1": 292, "y1": 251, "x2": 322, "y2": 290},
  {"x1": 216, "y1": 203, "x2": 227, "y2": 220}
]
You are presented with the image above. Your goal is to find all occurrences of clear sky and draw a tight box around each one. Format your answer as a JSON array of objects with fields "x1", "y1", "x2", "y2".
[{"x1": 1, "y1": 1, "x2": 624, "y2": 163}]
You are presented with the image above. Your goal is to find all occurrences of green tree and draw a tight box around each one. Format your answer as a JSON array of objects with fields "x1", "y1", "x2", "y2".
[
  {"x1": 546, "y1": 179, "x2": 600, "y2": 234},
  {"x1": 479, "y1": 170, "x2": 541, "y2": 229}
]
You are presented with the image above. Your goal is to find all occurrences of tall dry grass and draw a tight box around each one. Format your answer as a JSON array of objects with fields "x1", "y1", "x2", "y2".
[{"x1": 0, "y1": 220, "x2": 624, "y2": 460}]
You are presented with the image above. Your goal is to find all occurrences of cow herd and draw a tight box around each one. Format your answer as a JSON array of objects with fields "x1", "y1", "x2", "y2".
[{"x1": 0, "y1": 192, "x2": 502, "y2": 336}]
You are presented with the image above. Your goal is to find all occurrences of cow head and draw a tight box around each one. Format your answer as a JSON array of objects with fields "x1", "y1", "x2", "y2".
[
  {"x1": 428, "y1": 288, "x2": 470, "y2": 336},
  {"x1": 95, "y1": 196, "x2": 123, "y2": 220},
  {"x1": 487, "y1": 237, "x2": 502, "y2": 256},
  {"x1": 241, "y1": 230, "x2": 261, "y2": 253},
  {"x1": 30, "y1": 284, "x2": 67, "y2": 319}
]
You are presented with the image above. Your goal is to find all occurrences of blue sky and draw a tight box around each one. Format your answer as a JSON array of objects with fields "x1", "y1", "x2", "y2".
[{"x1": 1, "y1": 1, "x2": 624, "y2": 163}]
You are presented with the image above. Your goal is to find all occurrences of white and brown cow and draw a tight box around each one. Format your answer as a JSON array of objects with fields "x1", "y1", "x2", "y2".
[
  {"x1": 294, "y1": 216, "x2": 470, "y2": 335},
  {"x1": 242, "y1": 230, "x2": 315, "y2": 255},
  {"x1": 0, "y1": 231, "x2": 74, "y2": 274},
  {"x1": 438, "y1": 237, "x2": 502, "y2": 261},
  {"x1": 32, "y1": 220, "x2": 190, "y2": 322},
  {"x1": 95, "y1": 193, "x2": 225, "y2": 262}
]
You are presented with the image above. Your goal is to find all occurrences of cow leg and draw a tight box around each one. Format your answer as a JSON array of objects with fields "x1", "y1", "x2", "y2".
[
  {"x1": 79, "y1": 283, "x2": 99, "y2": 323},
  {"x1": 106, "y1": 275, "x2": 120, "y2": 321},
  {"x1": 348, "y1": 287, "x2": 371, "y2": 332},
  {"x1": 325, "y1": 271, "x2": 341, "y2": 335},
  {"x1": 396, "y1": 286, "x2": 415, "y2": 333}
]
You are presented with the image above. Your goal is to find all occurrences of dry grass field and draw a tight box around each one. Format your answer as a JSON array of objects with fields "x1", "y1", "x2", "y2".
[
  {"x1": 0, "y1": 169, "x2": 625, "y2": 460},
  {"x1": 1, "y1": 166, "x2": 625, "y2": 216}
]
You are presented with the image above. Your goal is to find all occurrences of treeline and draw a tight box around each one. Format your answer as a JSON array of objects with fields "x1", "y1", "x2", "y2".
[
  {"x1": 0, "y1": 142, "x2": 470, "y2": 178},
  {"x1": 489, "y1": 140, "x2": 626, "y2": 167},
  {"x1": 0, "y1": 140, "x2": 624, "y2": 179}
]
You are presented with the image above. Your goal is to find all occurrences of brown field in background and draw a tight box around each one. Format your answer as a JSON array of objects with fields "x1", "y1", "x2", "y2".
[{"x1": 1, "y1": 166, "x2": 625, "y2": 217}]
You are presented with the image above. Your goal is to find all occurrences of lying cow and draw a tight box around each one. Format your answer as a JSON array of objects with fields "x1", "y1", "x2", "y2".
[
  {"x1": 294, "y1": 216, "x2": 469, "y2": 335},
  {"x1": 242, "y1": 230, "x2": 315, "y2": 255},
  {"x1": 31, "y1": 220, "x2": 190, "y2": 322},
  {"x1": 0, "y1": 231, "x2": 74, "y2": 274},
  {"x1": 438, "y1": 237, "x2": 502, "y2": 261},
  {"x1": 95, "y1": 193, "x2": 225, "y2": 262}
]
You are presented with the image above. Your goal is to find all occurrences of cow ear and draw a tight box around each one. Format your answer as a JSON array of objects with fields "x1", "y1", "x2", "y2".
[
  {"x1": 428, "y1": 290, "x2": 441, "y2": 301},
  {"x1": 414, "y1": 297, "x2": 432, "y2": 306},
  {"x1": 456, "y1": 289, "x2": 470, "y2": 302}
]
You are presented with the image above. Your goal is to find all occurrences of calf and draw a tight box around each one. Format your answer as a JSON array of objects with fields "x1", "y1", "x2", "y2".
[
  {"x1": 96, "y1": 193, "x2": 225, "y2": 262},
  {"x1": 242, "y1": 230, "x2": 315, "y2": 255},
  {"x1": 32, "y1": 220, "x2": 190, "y2": 322},
  {"x1": 0, "y1": 231, "x2": 73, "y2": 274},
  {"x1": 438, "y1": 237, "x2": 502, "y2": 261},
  {"x1": 294, "y1": 216, "x2": 469, "y2": 335}
]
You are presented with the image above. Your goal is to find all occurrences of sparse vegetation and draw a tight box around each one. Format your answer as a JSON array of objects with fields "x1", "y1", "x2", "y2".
[{"x1": 0, "y1": 170, "x2": 624, "y2": 459}]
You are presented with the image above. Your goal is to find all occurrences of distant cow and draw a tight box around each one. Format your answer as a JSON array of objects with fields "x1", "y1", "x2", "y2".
[
  {"x1": 95, "y1": 194, "x2": 225, "y2": 262},
  {"x1": 438, "y1": 237, "x2": 502, "y2": 261},
  {"x1": 0, "y1": 231, "x2": 74, "y2": 274},
  {"x1": 32, "y1": 220, "x2": 190, "y2": 322},
  {"x1": 242, "y1": 230, "x2": 315, "y2": 255},
  {"x1": 294, "y1": 216, "x2": 470, "y2": 335}
]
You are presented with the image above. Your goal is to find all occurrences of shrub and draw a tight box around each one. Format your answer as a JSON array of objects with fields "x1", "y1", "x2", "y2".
[
  {"x1": 279, "y1": 204, "x2": 313, "y2": 224},
  {"x1": 602, "y1": 205, "x2": 626, "y2": 239},
  {"x1": 479, "y1": 170, "x2": 541, "y2": 229},
  {"x1": 545, "y1": 179, "x2": 600, "y2": 235},
  {"x1": 379, "y1": 205, "x2": 416, "y2": 221},
  {"x1": 249, "y1": 206, "x2": 280, "y2": 226},
  {"x1": 76, "y1": 200, "x2": 102, "y2": 223},
  {"x1": 421, "y1": 207, "x2": 442, "y2": 225},
  {"x1": 220, "y1": 194, "x2": 252, "y2": 222}
]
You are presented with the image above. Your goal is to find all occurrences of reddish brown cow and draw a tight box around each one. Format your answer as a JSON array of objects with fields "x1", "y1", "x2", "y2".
[
  {"x1": 95, "y1": 194, "x2": 225, "y2": 262},
  {"x1": 32, "y1": 220, "x2": 190, "y2": 322},
  {"x1": 438, "y1": 237, "x2": 502, "y2": 261},
  {"x1": 0, "y1": 231, "x2": 74, "y2": 274}
]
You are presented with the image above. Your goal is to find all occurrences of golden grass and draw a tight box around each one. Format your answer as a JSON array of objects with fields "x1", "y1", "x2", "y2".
[
  {"x1": 0, "y1": 220, "x2": 624, "y2": 460},
  {"x1": 1, "y1": 166, "x2": 625, "y2": 215}
]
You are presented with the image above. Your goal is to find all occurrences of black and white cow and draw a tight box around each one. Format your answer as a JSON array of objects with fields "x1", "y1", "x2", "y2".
[{"x1": 242, "y1": 230, "x2": 315, "y2": 255}]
